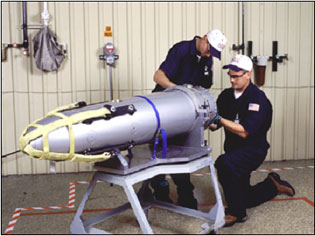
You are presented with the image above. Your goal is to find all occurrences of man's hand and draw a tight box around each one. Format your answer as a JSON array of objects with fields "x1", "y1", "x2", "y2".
[
  {"x1": 153, "y1": 69, "x2": 176, "y2": 88},
  {"x1": 209, "y1": 123, "x2": 218, "y2": 131}
]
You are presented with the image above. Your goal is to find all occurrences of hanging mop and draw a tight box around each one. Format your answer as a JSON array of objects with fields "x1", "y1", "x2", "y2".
[{"x1": 33, "y1": 2, "x2": 65, "y2": 72}]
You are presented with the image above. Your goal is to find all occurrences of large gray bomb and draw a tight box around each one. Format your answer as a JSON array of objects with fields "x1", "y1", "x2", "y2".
[{"x1": 20, "y1": 85, "x2": 217, "y2": 162}]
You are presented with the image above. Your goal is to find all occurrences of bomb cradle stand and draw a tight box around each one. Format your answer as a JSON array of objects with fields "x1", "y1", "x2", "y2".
[{"x1": 70, "y1": 145, "x2": 225, "y2": 234}]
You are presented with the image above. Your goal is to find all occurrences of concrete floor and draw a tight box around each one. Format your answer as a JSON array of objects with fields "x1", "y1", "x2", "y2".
[{"x1": 1, "y1": 159, "x2": 314, "y2": 234}]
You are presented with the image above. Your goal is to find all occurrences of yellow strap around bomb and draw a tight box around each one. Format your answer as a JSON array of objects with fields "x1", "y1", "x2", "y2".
[{"x1": 19, "y1": 102, "x2": 112, "y2": 163}]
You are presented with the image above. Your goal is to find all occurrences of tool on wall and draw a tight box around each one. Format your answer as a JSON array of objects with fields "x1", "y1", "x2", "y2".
[
  {"x1": 2, "y1": 2, "x2": 29, "y2": 62},
  {"x1": 248, "y1": 41, "x2": 288, "y2": 86},
  {"x1": 100, "y1": 27, "x2": 119, "y2": 101}
]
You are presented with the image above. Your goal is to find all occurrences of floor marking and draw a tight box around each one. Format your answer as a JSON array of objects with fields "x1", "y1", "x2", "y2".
[
  {"x1": 3, "y1": 164, "x2": 314, "y2": 234},
  {"x1": 190, "y1": 165, "x2": 314, "y2": 177}
]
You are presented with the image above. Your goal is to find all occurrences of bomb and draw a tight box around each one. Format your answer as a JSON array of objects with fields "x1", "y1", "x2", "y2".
[{"x1": 20, "y1": 85, "x2": 217, "y2": 163}]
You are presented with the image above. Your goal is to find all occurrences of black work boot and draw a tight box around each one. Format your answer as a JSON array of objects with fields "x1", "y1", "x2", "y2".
[
  {"x1": 177, "y1": 189, "x2": 198, "y2": 210},
  {"x1": 153, "y1": 180, "x2": 173, "y2": 203}
]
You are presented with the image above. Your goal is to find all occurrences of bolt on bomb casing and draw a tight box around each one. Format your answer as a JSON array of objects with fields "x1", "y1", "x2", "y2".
[{"x1": 20, "y1": 85, "x2": 217, "y2": 162}]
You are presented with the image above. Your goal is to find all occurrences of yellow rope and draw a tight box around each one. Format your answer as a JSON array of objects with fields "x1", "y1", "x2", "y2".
[{"x1": 20, "y1": 102, "x2": 112, "y2": 163}]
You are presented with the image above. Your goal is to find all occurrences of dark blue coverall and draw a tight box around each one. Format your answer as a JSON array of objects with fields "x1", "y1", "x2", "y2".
[
  {"x1": 151, "y1": 36, "x2": 214, "y2": 207},
  {"x1": 215, "y1": 81, "x2": 277, "y2": 219}
]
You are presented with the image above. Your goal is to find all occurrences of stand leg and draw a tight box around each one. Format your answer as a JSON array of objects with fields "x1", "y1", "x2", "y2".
[
  {"x1": 123, "y1": 184, "x2": 153, "y2": 234},
  {"x1": 70, "y1": 173, "x2": 99, "y2": 234},
  {"x1": 209, "y1": 162, "x2": 225, "y2": 230}
]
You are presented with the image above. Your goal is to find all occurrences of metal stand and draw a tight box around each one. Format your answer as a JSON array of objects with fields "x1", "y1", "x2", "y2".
[{"x1": 70, "y1": 155, "x2": 225, "y2": 234}]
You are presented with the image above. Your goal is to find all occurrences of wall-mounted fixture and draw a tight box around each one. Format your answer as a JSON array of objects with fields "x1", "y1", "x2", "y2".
[
  {"x1": 2, "y1": 2, "x2": 29, "y2": 62},
  {"x1": 247, "y1": 41, "x2": 288, "y2": 86},
  {"x1": 271, "y1": 41, "x2": 288, "y2": 72},
  {"x1": 247, "y1": 41, "x2": 288, "y2": 72}
]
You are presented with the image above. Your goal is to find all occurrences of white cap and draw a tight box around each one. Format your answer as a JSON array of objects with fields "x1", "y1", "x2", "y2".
[
  {"x1": 207, "y1": 29, "x2": 227, "y2": 60},
  {"x1": 223, "y1": 54, "x2": 253, "y2": 71}
]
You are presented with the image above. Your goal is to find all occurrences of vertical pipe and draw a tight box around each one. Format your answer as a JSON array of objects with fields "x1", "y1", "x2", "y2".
[
  {"x1": 241, "y1": 2, "x2": 245, "y2": 55},
  {"x1": 22, "y1": 2, "x2": 28, "y2": 46},
  {"x1": 109, "y1": 66, "x2": 113, "y2": 101},
  {"x1": 22, "y1": 2, "x2": 29, "y2": 55}
]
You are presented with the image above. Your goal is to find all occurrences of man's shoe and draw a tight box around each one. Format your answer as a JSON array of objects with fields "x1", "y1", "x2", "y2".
[
  {"x1": 224, "y1": 214, "x2": 247, "y2": 227},
  {"x1": 154, "y1": 191, "x2": 173, "y2": 203},
  {"x1": 153, "y1": 183, "x2": 173, "y2": 204},
  {"x1": 178, "y1": 196, "x2": 198, "y2": 210},
  {"x1": 268, "y1": 172, "x2": 295, "y2": 196}
]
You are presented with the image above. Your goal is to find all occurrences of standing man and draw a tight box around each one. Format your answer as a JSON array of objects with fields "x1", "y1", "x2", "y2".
[
  {"x1": 210, "y1": 54, "x2": 295, "y2": 226},
  {"x1": 153, "y1": 29, "x2": 227, "y2": 92},
  {"x1": 151, "y1": 29, "x2": 227, "y2": 209}
]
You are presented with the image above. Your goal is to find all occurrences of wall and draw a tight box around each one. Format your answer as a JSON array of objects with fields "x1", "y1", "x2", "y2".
[{"x1": 1, "y1": 2, "x2": 314, "y2": 175}]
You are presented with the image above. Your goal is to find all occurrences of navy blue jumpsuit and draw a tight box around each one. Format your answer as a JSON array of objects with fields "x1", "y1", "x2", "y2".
[
  {"x1": 215, "y1": 81, "x2": 277, "y2": 219},
  {"x1": 151, "y1": 36, "x2": 214, "y2": 206},
  {"x1": 153, "y1": 36, "x2": 213, "y2": 92}
]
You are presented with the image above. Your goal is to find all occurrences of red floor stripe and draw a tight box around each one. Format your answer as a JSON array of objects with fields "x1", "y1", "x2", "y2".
[
  {"x1": 20, "y1": 208, "x2": 115, "y2": 216},
  {"x1": 270, "y1": 197, "x2": 314, "y2": 206},
  {"x1": 17, "y1": 197, "x2": 314, "y2": 217}
]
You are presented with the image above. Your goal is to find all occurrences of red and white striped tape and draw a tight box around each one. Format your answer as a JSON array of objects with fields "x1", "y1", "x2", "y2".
[
  {"x1": 3, "y1": 182, "x2": 84, "y2": 234},
  {"x1": 4, "y1": 208, "x2": 22, "y2": 234},
  {"x1": 189, "y1": 165, "x2": 314, "y2": 177},
  {"x1": 3, "y1": 165, "x2": 313, "y2": 234}
]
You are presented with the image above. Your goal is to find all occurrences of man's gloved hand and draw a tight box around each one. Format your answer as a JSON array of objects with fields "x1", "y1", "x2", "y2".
[{"x1": 213, "y1": 114, "x2": 222, "y2": 125}]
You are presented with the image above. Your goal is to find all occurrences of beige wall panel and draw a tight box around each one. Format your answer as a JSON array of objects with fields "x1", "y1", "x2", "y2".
[
  {"x1": 283, "y1": 88, "x2": 297, "y2": 160},
  {"x1": 114, "y1": 3, "x2": 131, "y2": 92},
  {"x1": 10, "y1": 3, "x2": 29, "y2": 93},
  {"x1": 78, "y1": 163, "x2": 93, "y2": 172},
  {"x1": 58, "y1": 92, "x2": 73, "y2": 110},
  {"x1": 287, "y1": 2, "x2": 300, "y2": 88},
  {"x1": 119, "y1": 90, "x2": 132, "y2": 100},
  {"x1": 129, "y1": 3, "x2": 143, "y2": 92},
  {"x1": 70, "y1": 3, "x2": 87, "y2": 98},
  {"x1": 271, "y1": 88, "x2": 286, "y2": 160},
  {"x1": 170, "y1": 2, "x2": 183, "y2": 45},
  {"x1": 29, "y1": 93, "x2": 45, "y2": 173},
  {"x1": 2, "y1": 2, "x2": 14, "y2": 93},
  {"x1": 56, "y1": 3, "x2": 72, "y2": 94},
  {"x1": 198, "y1": 2, "x2": 208, "y2": 34},
  {"x1": 2, "y1": 93, "x2": 18, "y2": 175},
  {"x1": 14, "y1": 93, "x2": 32, "y2": 174},
  {"x1": 156, "y1": 2, "x2": 171, "y2": 65},
  {"x1": 295, "y1": 88, "x2": 310, "y2": 159},
  {"x1": 141, "y1": 3, "x2": 156, "y2": 90},
  {"x1": 91, "y1": 90, "x2": 102, "y2": 104},
  {"x1": 262, "y1": 88, "x2": 273, "y2": 161},
  {"x1": 299, "y1": 3, "x2": 314, "y2": 87},
  {"x1": 211, "y1": 3, "x2": 225, "y2": 87},
  {"x1": 84, "y1": 2, "x2": 99, "y2": 104},
  {"x1": 86, "y1": 0, "x2": 102, "y2": 94},
  {"x1": 274, "y1": 2, "x2": 288, "y2": 88},
  {"x1": 184, "y1": 3, "x2": 197, "y2": 38},
  {"x1": 221, "y1": 2, "x2": 239, "y2": 90}
]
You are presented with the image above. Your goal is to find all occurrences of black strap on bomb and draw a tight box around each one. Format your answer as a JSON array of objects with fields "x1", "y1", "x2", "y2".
[{"x1": 103, "y1": 104, "x2": 137, "y2": 119}]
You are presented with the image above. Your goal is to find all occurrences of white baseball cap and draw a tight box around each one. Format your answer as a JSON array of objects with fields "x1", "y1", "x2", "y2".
[
  {"x1": 223, "y1": 54, "x2": 253, "y2": 71},
  {"x1": 207, "y1": 29, "x2": 227, "y2": 60}
]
